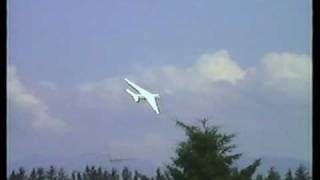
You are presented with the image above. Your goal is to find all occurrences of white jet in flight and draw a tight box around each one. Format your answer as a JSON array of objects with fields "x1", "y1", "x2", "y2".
[{"x1": 125, "y1": 78, "x2": 160, "y2": 114}]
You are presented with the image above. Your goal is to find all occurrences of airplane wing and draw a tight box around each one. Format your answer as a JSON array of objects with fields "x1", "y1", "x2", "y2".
[
  {"x1": 124, "y1": 78, "x2": 146, "y2": 94},
  {"x1": 145, "y1": 96, "x2": 160, "y2": 114}
]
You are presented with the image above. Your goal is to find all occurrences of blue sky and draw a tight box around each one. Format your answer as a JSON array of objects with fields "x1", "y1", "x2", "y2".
[{"x1": 8, "y1": 0, "x2": 312, "y2": 172}]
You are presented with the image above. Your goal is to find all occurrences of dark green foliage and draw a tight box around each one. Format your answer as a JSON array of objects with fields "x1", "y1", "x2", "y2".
[
  {"x1": 166, "y1": 119, "x2": 260, "y2": 180},
  {"x1": 156, "y1": 168, "x2": 167, "y2": 180},
  {"x1": 17, "y1": 168, "x2": 27, "y2": 180},
  {"x1": 256, "y1": 174, "x2": 264, "y2": 180},
  {"x1": 133, "y1": 171, "x2": 139, "y2": 180},
  {"x1": 265, "y1": 167, "x2": 281, "y2": 180},
  {"x1": 8, "y1": 166, "x2": 155, "y2": 180},
  {"x1": 9, "y1": 170, "x2": 16, "y2": 180},
  {"x1": 71, "y1": 171, "x2": 76, "y2": 180},
  {"x1": 285, "y1": 169, "x2": 293, "y2": 180},
  {"x1": 57, "y1": 168, "x2": 68, "y2": 180},
  {"x1": 237, "y1": 159, "x2": 262, "y2": 179},
  {"x1": 8, "y1": 168, "x2": 27, "y2": 180},
  {"x1": 111, "y1": 168, "x2": 120, "y2": 180},
  {"x1": 36, "y1": 168, "x2": 46, "y2": 180},
  {"x1": 46, "y1": 166, "x2": 57, "y2": 180},
  {"x1": 122, "y1": 167, "x2": 132, "y2": 180},
  {"x1": 8, "y1": 164, "x2": 311, "y2": 180},
  {"x1": 29, "y1": 168, "x2": 37, "y2": 180},
  {"x1": 294, "y1": 164, "x2": 311, "y2": 180},
  {"x1": 77, "y1": 172, "x2": 82, "y2": 180}
]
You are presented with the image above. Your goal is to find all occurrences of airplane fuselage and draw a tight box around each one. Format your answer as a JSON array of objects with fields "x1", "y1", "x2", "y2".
[{"x1": 125, "y1": 78, "x2": 160, "y2": 114}]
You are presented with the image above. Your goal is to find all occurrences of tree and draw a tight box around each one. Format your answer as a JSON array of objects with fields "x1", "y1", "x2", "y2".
[
  {"x1": 256, "y1": 174, "x2": 264, "y2": 180},
  {"x1": 103, "y1": 170, "x2": 109, "y2": 180},
  {"x1": 9, "y1": 170, "x2": 16, "y2": 180},
  {"x1": 36, "y1": 168, "x2": 45, "y2": 180},
  {"x1": 265, "y1": 167, "x2": 281, "y2": 180},
  {"x1": 122, "y1": 167, "x2": 132, "y2": 180},
  {"x1": 285, "y1": 169, "x2": 293, "y2": 180},
  {"x1": 16, "y1": 167, "x2": 27, "y2": 180},
  {"x1": 237, "y1": 158, "x2": 261, "y2": 179},
  {"x1": 133, "y1": 171, "x2": 139, "y2": 180},
  {"x1": 8, "y1": 166, "x2": 158, "y2": 180},
  {"x1": 29, "y1": 168, "x2": 37, "y2": 180},
  {"x1": 294, "y1": 164, "x2": 311, "y2": 180},
  {"x1": 96, "y1": 167, "x2": 103, "y2": 180},
  {"x1": 83, "y1": 165, "x2": 90, "y2": 180},
  {"x1": 71, "y1": 171, "x2": 76, "y2": 180},
  {"x1": 77, "y1": 172, "x2": 82, "y2": 180},
  {"x1": 57, "y1": 168, "x2": 68, "y2": 180},
  {"x1": 46, "y1": 166, "x2": 57, "y2": 180},
  {"x1": 90, "y1": 166, "x2": 97, "y2": 180},
  {"x1": 111, "y1": 168, "x2": 120, "y2": 180},
  {"x1": 156, "y1": 168, "x2": 166, "y2": 180},
  {"x1": 166, "y1": 119, "x2": 261, "y2": 180}
]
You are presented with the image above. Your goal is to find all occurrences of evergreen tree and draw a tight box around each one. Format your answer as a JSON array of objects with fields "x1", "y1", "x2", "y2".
[
  {"x1": 71, "y1": 171, "x2": 76, "y2": 180},
  {"x1": 133, "y1": 171, "x2": 139, "y2": 180},
  {"x1": 166, "y1": 119, "x2": 260, "y2": 180},
  {"x1": 77, "y1": 172, "x2": 82, "y2": 180},
  {"x1": 83, "y1": 165, "x2": 90, "y2": 180},
  {"x1": 294, "y1": 164, "x2": 310, "y2": 180},
  {"x1": 103, "y1": 170, "x2": 109, "y2": 180},
  {"x1": 285, "y1": 169, "x2": 293, "y2": 180},
  {"x1": 256, "y1": 174, "x2": 264, "y2": 180},
  {"x1": 139, "y1": 174, "x2": 150, "y2": 180},
  {"x1": 29, "y1": 168, "x2": 37, "y2": 180},
  {"x1": 8, "y1": 167, "x2": 159, "y2": 180},
  {"x1": 111, "y1": 168, "x2": 120, "y2": 180},
  {"x1": 36, "y1": 168, "x2": 45, "y2": 180},
  {"x1": 46, "y1": 166, "x2": 57, "y2": 180},
  {"x1": 122, "y1": 167, "x2": 132, "y2": 180},
  {"x1": 237, "y1": 158, "x2": 261, "y2": 179},
  {"x1": 9, "y1": 170, "x2": 17, "y2": 180},
  {"x1": 97, "y1": 167, "x2": 103, "y2": 180},
  {"x1": 155, "y1": 168, "x2": 166, "y2": 180},
  {"x1": 90, "y1": 166, "x2": 97, "y2": 180},
  {"x1": 57, "y1": 168, "x2": 68, "y2": 180},
  {"x1": 265, "y1": 167, "x2": 281, "y2": 180},
  {"x1": 16, "y1": 167, "x2": 27, "y2": 180}
]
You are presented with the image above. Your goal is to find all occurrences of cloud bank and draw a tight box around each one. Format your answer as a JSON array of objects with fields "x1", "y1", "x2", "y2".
[
  {"x1": 78, "y1": 50, "x2": 311, "y2": 107},
  {"x1": 261, "y1": 52, "x2": 312, "y2": 96},
  {"x1": 7, "y1": 65, "x2": 68, "y2": 133}
]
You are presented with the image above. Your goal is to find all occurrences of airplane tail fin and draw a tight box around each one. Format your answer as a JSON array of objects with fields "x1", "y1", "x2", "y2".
[{"x1": 126, "y1": 89, "x2": 140, "y2": 102}]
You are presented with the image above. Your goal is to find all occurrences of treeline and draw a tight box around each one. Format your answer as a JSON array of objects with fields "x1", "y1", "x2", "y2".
[
  {"x1": 255, "y1": 165, "x2": 311, "y2": 180},
  {"x1": 8, "y1": 166, "x2": 164, "y2": 180},
  {"x1": 7, "y1": 119, "x2": 312, "y2": 180},
  {"x1": 8, "y1": 164, "x2": 311, "y2": 180}
]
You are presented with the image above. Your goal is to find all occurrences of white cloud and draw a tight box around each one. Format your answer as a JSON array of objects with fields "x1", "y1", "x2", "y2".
[
  {"x1": 126, "y1": 50, "x2": 246, "y2": 93},
  {"x1": 76, "y1": 50, "x2": 247, "y2": 112},
  {"x1": 262, "y1": 52, "x2": 311, "y2": 82},
  {"x1": 260, "y1": 52, "x2": 312, "y2": 95},
  {"x1": 77, "y1": 50, "x2": 311, "y2": 113},
  {"x1": 7, "y1": 65, "x2": 68, "y2": 133},
  {"x1": 195, "y1": 50, "x2": 246, "y2": 84}
]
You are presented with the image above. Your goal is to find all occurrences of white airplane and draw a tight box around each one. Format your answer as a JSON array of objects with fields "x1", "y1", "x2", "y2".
[{"x1": 125, "y1": 78, "x2": 160, "y2": 114}]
